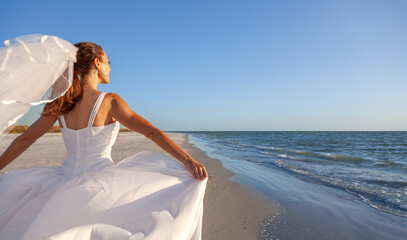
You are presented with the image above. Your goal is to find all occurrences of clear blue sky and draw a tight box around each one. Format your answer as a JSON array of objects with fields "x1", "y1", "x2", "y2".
[{"x1": 1, "y1": 0, "x2": 406, "y2": 131}]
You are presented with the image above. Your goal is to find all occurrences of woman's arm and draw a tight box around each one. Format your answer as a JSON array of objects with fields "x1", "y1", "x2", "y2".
[
  {"x1": 0, "y1": 115, "x2": 57, "y2": 171},
  {"x1": 107, "y1": 93, "x2": 208, "y2": 180}
]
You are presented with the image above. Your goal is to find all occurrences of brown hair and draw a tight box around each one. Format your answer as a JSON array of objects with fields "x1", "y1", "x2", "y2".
[{"x1": 41, "y1": 42, "x2": 104, "y2": 117}]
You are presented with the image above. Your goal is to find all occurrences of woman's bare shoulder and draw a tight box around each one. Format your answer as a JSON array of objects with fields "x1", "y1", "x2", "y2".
[
  {"x1": 104, "y1": 92, "x2": 136, "y2": 123},
  {"x1": 105, "y1": 92, "x2": 125, "y2": 103},
  {"x1": 104, "y1": 92, "x2": 130, "y2": 109}
]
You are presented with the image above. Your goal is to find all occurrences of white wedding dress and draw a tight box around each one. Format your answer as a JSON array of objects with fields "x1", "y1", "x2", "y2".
[{"x1": 0, "y1": 92, "x2": 208, "y2": 240}]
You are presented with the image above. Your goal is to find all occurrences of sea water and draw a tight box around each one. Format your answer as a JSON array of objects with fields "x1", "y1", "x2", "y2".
[
  {"x1": 184, "y1": 131, "x2": 407, "y2": 239},
  {"x1": 187, "y1": 131, "x2": 407, "y2": 216}
]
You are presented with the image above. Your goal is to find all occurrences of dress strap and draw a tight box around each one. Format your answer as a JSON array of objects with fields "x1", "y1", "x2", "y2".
[
  {"x1": 87, "y1": 92, "x2": 107, "y2": 127},
  {"x1": 59, "y1": 115, "x2": 66, "y2": 128}
]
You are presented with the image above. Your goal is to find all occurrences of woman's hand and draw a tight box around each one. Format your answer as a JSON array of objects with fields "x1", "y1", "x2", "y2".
[{"x1": 184, "y1": 158, "x2": 208, "y2": 180}]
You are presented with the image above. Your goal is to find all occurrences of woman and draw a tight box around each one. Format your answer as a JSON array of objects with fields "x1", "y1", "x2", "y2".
[{"x1": 0, "y1": 36, "x2": 208, "y2": 240}]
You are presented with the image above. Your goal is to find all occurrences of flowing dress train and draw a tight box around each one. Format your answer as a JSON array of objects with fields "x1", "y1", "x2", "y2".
[{"x1": 0, "y1": 92, "x2": 208, "y2": 240}]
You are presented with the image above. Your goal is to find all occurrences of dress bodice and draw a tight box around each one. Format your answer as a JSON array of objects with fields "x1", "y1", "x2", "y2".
[{"x1": 59, "y1": 92, "x2": 120, "y2": 177}]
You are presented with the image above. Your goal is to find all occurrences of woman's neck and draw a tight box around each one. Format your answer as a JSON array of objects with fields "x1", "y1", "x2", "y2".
[{"x1": 82, "y1": 72, "x2": 100, "y2": 90}]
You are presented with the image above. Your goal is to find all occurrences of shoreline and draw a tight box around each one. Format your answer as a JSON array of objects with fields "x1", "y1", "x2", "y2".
[
  {"x1": 0, "y1": 132, "x2": 278, "y2": 239},
  {"x1": 175, "y1": 133, "x2": 279, "y2": 239},
  {"x1": 186, "y1": 132, "x2": 407, "y2": 240}
]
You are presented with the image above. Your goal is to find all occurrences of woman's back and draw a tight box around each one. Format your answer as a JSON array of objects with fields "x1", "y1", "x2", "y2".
[
  {"x1": 59, "y1": 91, "x2": 121, "y2": 177},
  {"x1": 57, "y1": 89, "x2": 116, "y2": 130}
]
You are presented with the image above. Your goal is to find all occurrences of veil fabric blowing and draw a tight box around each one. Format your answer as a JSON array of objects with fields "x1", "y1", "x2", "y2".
[{"x1": 0, "y1": 34, "x2": 77, "y2": 140}]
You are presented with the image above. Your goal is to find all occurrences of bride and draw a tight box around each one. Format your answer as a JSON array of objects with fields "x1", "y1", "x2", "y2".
[{"x1": 0, "y1": 35, "x2": 208, "y2": 240}]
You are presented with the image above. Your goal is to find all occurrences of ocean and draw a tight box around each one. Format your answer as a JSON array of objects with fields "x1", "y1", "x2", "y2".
[{"x1": 185, "y1": 131, "x2": 407, "y2": 239}]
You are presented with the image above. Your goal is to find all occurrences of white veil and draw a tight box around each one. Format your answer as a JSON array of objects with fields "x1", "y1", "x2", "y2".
[{"x1": 0, "y1": 34, "x2": 77, "y2": 141}]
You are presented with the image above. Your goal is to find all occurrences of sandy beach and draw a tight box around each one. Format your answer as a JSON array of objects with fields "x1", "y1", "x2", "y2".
[{"x1": 0, "y1": 132, "x2": 278, "y2": 239}]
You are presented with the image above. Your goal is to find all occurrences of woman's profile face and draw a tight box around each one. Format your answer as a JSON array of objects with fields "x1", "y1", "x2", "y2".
[{"x1": 98, "y1": 50, "x2": 111, "y2": 84}]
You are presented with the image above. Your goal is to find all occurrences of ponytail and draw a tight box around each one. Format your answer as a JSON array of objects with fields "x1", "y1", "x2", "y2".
[{"x1": 41, "y1": 42, "x2": 104, "y2": 117}]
